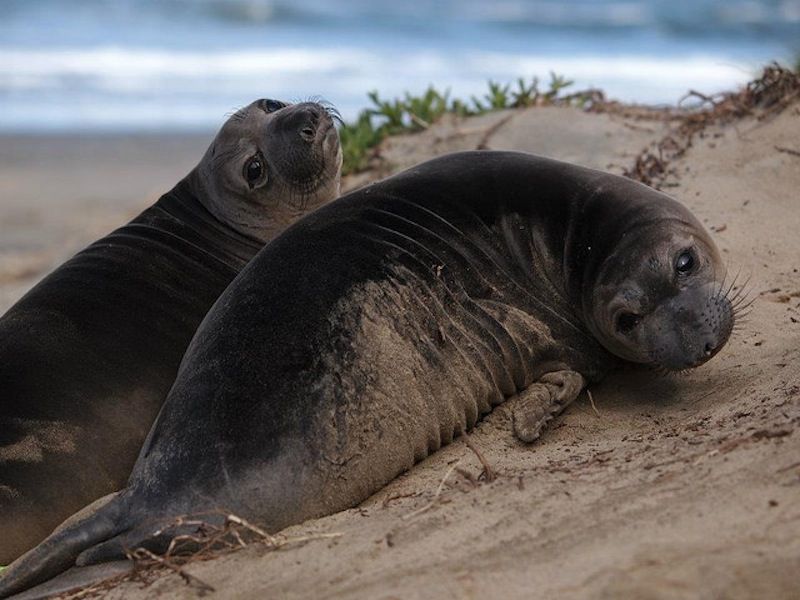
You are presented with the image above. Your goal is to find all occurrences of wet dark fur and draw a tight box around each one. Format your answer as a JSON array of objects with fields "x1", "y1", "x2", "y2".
[{"x1": 0, "y1": 101, "x2": 340, "y2": 564}]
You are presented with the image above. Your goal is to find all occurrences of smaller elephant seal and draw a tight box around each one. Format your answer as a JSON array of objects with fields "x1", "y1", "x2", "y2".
[
  {"x1": 0, "y1": 151, "x2": 737, "y2": 597},
  {"x1": 0, "y1": 98, "x2": 342, "y2": 564}
]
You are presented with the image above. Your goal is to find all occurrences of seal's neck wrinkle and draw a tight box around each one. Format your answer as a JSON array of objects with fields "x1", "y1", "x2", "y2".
[
  {"x1": 497, "y1": 208, "x2": 586, "y2": 337},
  {"x1": 557, "y1": 178, "x2": 675, "y2": 322},
  {"x1": 187, "y1": 161, "x2": 274, "y2": 245},
  {"x1": 349, "y1": 192, "x2": 611, "y2": 390},
  {"x1": 189, "y1": 156, "x2": 340, "y2": 246},
  {"x1": 151, "y1": 175, "x2": 263, "y2": 268},
  {"x1": 330, "y1": 266, "x2": 546, "y2": 461}
]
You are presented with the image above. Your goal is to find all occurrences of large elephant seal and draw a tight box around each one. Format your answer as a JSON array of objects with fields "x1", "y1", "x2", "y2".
[
  {"x1": 0, "y1": 151, "x2": 736, "y2": 597},
  {"x1": 0, "y1": 99, "x2": 342, "y2": 564}
]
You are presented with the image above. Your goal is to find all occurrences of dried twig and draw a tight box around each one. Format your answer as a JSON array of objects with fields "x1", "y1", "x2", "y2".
[
  {"x1": 225, "y1": 514, "x2": 274, "y2": 541},
  {"x1": 586, "y1": 389, "x2": 601, "y2": 417},
  {"x1": 775, "y1": 145, "x2": 800, "y2": 157},
  {"x1": 401, "y1": 459, "x2": 461, "y2": 521},
  {"x1": 381, "y1": 491, "x2": 419, "y2": 508},
  {"x1": 408, "y1": 113, "x2": 431, "y2": 129},
  {"x1": 679, "y1": 89, "x2": 718, "y2": 107},
  {"x1": 71, "y1": 513, "x2": 347, "y2": 598},
  {"x1": 624, "y1": 64, "x2": 800, "y2": 188},
  {"x1": 127, "y1": 547, "x2": 215, "y2": 594},
  {"x1": 475, "y1": 113, "x2": 516, "y2": 149},
  {"x1": 462, "y1": 434, "x2": 497, "y2": 482},
  {"x1": 776, "y1": 460, "x2": 800, "y2": 474}
]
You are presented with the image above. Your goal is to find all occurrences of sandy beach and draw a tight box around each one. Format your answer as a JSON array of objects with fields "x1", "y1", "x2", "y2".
[
  {"x1": 1, "y1": 75, "x2": 799, "y2": 598},
  {"x1": 0, "y1": 133, "x2": 210, "y2": 312}
]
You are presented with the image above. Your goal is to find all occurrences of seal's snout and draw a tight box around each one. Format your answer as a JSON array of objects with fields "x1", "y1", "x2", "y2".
[
  {"x1": 256, "y1": 100, "x2": 341, "y2": 207},
  {"x1": 690, "y1": 333, "x2": 723, "y2": 365},
  {"x1": 281, "y1": 102, "x2": 329, "y2": 143},
  {"x1": 645, "y1": 284, "x2": 734, "y2": 370},
  {"x1": 700, "y1": 292, "x2": 734, "y2": 353}
]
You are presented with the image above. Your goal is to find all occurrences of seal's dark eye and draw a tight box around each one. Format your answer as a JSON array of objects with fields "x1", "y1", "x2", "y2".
[
  {"x1": 263, "y1": 99, "x2": 284, "y2": 113},
  {"x1": 243, "y1": 154, "x2": 265, "y2": 188},
  {"x1": 675, "y1": 251, "x2": 695, "y2": 275},
  {"x1": 616, "y1": 312, "x2": 641, "y2": 335}
]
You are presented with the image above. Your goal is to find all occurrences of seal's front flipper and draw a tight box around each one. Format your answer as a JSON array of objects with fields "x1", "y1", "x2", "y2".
[{"x1": 511, "y1": 370, "x2": 585, "y2": 443}]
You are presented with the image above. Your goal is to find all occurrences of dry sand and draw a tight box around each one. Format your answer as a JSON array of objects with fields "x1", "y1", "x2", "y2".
[
  {"x1": 1, "y1": 95, "x2": 798, "y2": 599},
  {"x1": 0, "y1": 133, "x2": 210, "y2": 312}
]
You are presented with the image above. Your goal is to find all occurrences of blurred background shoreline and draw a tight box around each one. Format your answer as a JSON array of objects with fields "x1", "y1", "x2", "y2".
[
  {"x1": 1, "y1": 0, "x2": 798, "y2": 312},
  {"x1": 1, "y1": 0, "x2": 798, "y2": 133}
]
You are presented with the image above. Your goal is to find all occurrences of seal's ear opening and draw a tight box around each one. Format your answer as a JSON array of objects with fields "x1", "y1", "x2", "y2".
[{"x1": 615, "y1": 312, "x2": 641, "y2": 335}]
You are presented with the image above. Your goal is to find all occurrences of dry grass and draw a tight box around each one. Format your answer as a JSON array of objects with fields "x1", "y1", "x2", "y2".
[
  {"x1": 57, "y1": 514, "x2": 342, "y2": 599},
  {"x1": 621, "y1": 64, "x2": 800, "y2": 187}
]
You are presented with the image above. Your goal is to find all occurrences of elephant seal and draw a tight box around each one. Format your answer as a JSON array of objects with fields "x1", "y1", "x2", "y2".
[
  {"x1": 0, "y1": 151, "x2": 737, "y2": 597},
  {"x1": 0, "y1": 99, "x2": 342, "y2": 564}
]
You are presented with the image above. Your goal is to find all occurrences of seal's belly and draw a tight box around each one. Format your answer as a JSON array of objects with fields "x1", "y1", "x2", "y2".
[{"x1": 296, "y1": 267, "x2": 559, "y2": 516}]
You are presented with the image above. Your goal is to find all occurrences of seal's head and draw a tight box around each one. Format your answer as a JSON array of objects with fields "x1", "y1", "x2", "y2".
[
  {"x1": 586, "y1": 200, "x2": 735, "y2": 371},
  {"x1": 193, "y1": 98, "x2": 343, "y2": 242}
]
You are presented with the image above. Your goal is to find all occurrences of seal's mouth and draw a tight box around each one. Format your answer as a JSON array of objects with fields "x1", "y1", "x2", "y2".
[
  {"x1": 648, "y1": 316, "x2": 733, "y2": 371},
  {"x1": 645, "y1": 275, "x2": 751, "y2": 372},
  {"x1": 315, "y1": 117, "x2": 336, "y2": 147},
  {"x1": 312, "y1": 103, "x2": 344, "y2": 155}
]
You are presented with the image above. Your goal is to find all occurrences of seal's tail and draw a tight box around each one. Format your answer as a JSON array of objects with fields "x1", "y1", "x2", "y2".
[{"x1": 0, "y1": 491, "x2": 130, "y2": 598}]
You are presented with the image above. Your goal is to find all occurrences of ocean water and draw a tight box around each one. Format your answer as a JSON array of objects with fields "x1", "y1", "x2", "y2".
[{"x1": 0, "y1": 0, "x2": 798, "y2": 132}]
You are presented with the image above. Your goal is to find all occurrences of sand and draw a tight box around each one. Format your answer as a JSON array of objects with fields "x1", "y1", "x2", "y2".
[
  {"x1": 0, "y1": 133, "x2": 210, "y2": 312},
  {"x1": 1, "y1": 94, "x2": 798, "y2": 599}
]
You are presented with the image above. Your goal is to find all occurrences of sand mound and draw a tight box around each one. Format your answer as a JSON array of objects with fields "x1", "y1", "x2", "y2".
[
  {"x1": 107, "y1": 98, "x2": 799, "y2": 599},
  {"x1": 1, "y1": 76, "x2": 797, "y2": 599}
]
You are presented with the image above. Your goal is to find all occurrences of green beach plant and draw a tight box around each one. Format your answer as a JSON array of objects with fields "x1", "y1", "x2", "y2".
[
  {"x1": 338, "y1": 111, "x2": 385, "y2": 175},
  {"x1": 482, "y1": 80, "x2": 512, "y2": 110},
  {"x1": 338, "y1": 73, "x2": 588, "y2": 174}
]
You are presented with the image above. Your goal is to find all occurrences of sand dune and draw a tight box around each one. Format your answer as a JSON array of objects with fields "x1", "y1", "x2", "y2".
[{"x1": 1, "y1": 86, "x2": 798, "y2": 599}]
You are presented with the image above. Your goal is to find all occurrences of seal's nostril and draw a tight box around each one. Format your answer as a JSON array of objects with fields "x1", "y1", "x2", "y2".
[{"x1": 704, "y1": 342, "x2": 715, "y2": 356}]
